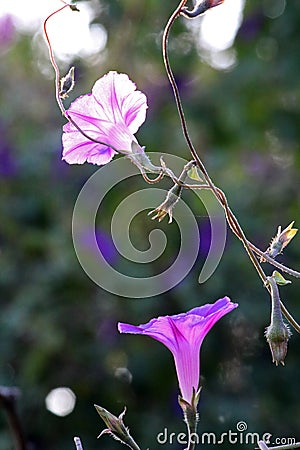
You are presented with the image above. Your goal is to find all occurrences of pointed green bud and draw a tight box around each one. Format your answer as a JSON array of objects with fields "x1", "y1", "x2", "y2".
[
  {"x1": 264, "y1": 221, "x2": 298, "y2": 260},
  {"x1": 94, "y1": 405, "x2": 141, "y2": 450},
  {"x1": 69, "y1": 4, "x2": 80, "y2": 12},
  {"x1": 95, "y1": 405, "x2": 127, "y2": 439},
  {"x1": 59, "y1": 67, "x2": 75, "y2": 99}
]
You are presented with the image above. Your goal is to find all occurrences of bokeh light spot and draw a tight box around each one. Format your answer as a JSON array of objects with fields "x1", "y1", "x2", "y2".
[
  {"x1": 45, "y1": 387, "x2": 76, "y2": 417},
  {"x1": 0, "y1": 0, "x2": 107, "y2": 62}
]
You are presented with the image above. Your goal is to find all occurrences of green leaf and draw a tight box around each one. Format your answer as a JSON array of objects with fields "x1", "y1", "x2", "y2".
[
  {"x1": 272, "y1": 271, "x2": 291, "y2": 286},
  {"x1": 187, "y1": 166, "x2": 203, "y2": 182}
]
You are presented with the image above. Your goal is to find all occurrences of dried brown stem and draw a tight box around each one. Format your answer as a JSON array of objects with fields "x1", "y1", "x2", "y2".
[{"x1": 0, "y1": 387, "x2": 27, "y2": 450}]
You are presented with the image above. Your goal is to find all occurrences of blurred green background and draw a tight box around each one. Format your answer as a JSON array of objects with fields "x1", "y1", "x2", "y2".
[{"x1": 0, "y1": 0, "x2": 299, "y2": 449}]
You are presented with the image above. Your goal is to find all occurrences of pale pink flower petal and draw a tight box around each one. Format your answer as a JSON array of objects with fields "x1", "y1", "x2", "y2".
[
  {"x1": 62, "y1": 71, "x2": 147, "y2": 166},
  {"x1": 92, "y1": 72, "x2": 147, "y2": 134}
]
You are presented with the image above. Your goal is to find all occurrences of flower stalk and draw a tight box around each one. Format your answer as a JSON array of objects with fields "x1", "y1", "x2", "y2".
[
  {"x1": 179, "y1": 388, "x2": 201, "y2": 450},
  {"x1": 43, "y1": 2, "x2": 76, "y2": 117},
  {"x1": 265, "y1": 276, "x2": 291, "y2": 365}
]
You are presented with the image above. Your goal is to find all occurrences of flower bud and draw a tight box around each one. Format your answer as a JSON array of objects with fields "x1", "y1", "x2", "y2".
[
  {"x1": 148, "y1": 160, "x2": 195, "y2": 223},
  {"x1": 265, "y1": 322, "x2": 291, "y2": 366},
  {"x1": 148, "y1": 184, "x2": 182, "y2": 223},
  {"x1": 69, "y1": 4, "x2": 80, "y2": 12},
  {"x1": 181, "y1": 0, "x2": 224, "y2": 19},
  {"x1": 59, "y1": 67, "x2": 75, "y2": 99},
  {"x1": 95, "y1": 405, "x2": 140, "y2": 450},
  {"x1": 95, "y1": 405, "x2": 127, "y2": 439},
  {"x1": 265, "y1": 276, "x2": 292, "y2": 366},
  {"x1": 265, "y1": 221, "x2": 298, "y2": 260}
]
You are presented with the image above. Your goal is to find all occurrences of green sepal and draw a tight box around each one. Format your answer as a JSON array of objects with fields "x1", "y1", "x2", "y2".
[
  {"x1": 272, "y1": 271, "x2": 291, "y2": 286},
  {"x1": 187, "y1": 166, "x2": 203, "y2": 182}
]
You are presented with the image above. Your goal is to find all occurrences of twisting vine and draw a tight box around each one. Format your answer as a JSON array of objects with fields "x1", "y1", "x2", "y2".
[
  {"x1": 161, "y1": 0, "x2": 300, "y2": 333},
  {"x1": 43, "y1": 0, "x2": 300, "y2": 350},
  {"x1": 44, "y1": 0, "x2": 300, "y2": 333}
]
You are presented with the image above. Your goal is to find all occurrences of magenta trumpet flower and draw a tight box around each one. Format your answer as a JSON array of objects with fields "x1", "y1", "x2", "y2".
[
  {"x1": 118, "y1": 297, "x2": 238, "y2": 405},
  {"x1": 62, "y1": 71, "x2": 147, "y2": 166}
]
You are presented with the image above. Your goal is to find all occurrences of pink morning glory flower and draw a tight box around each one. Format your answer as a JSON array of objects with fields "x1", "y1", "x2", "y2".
[
  {"x1": 118, "y1": 297, "x2": 238, "y2": 405},
  {"x1": 62, "y1": 71, "x2": 147, "y2": 166}
]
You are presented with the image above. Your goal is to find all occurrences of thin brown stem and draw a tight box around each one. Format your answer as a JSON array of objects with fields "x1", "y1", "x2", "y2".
[
  {"x1": 43, "y1": 4, "x2": 120, "y2": 152},
  {"x1": 162, "y1": 1, "x2": 300, "y2": 332},
  {"x1": 162, "y1": 1, "x2": 268, "y2": 286},
  {"x1": 247, "y1": 241, "x2": 300, "y2": 279},
  {"x1": 43, "y1": 3, "x2": 70, "y2": 117},
  {"x1": 181, "y1": 181, "x2": 300, "y2": 278},
  {"x1": 178, "y1": 182, "x2": 300, "y2": 332},
  {"x1": 141, "y1": 170, "x2": 165, "y2": 184}
]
